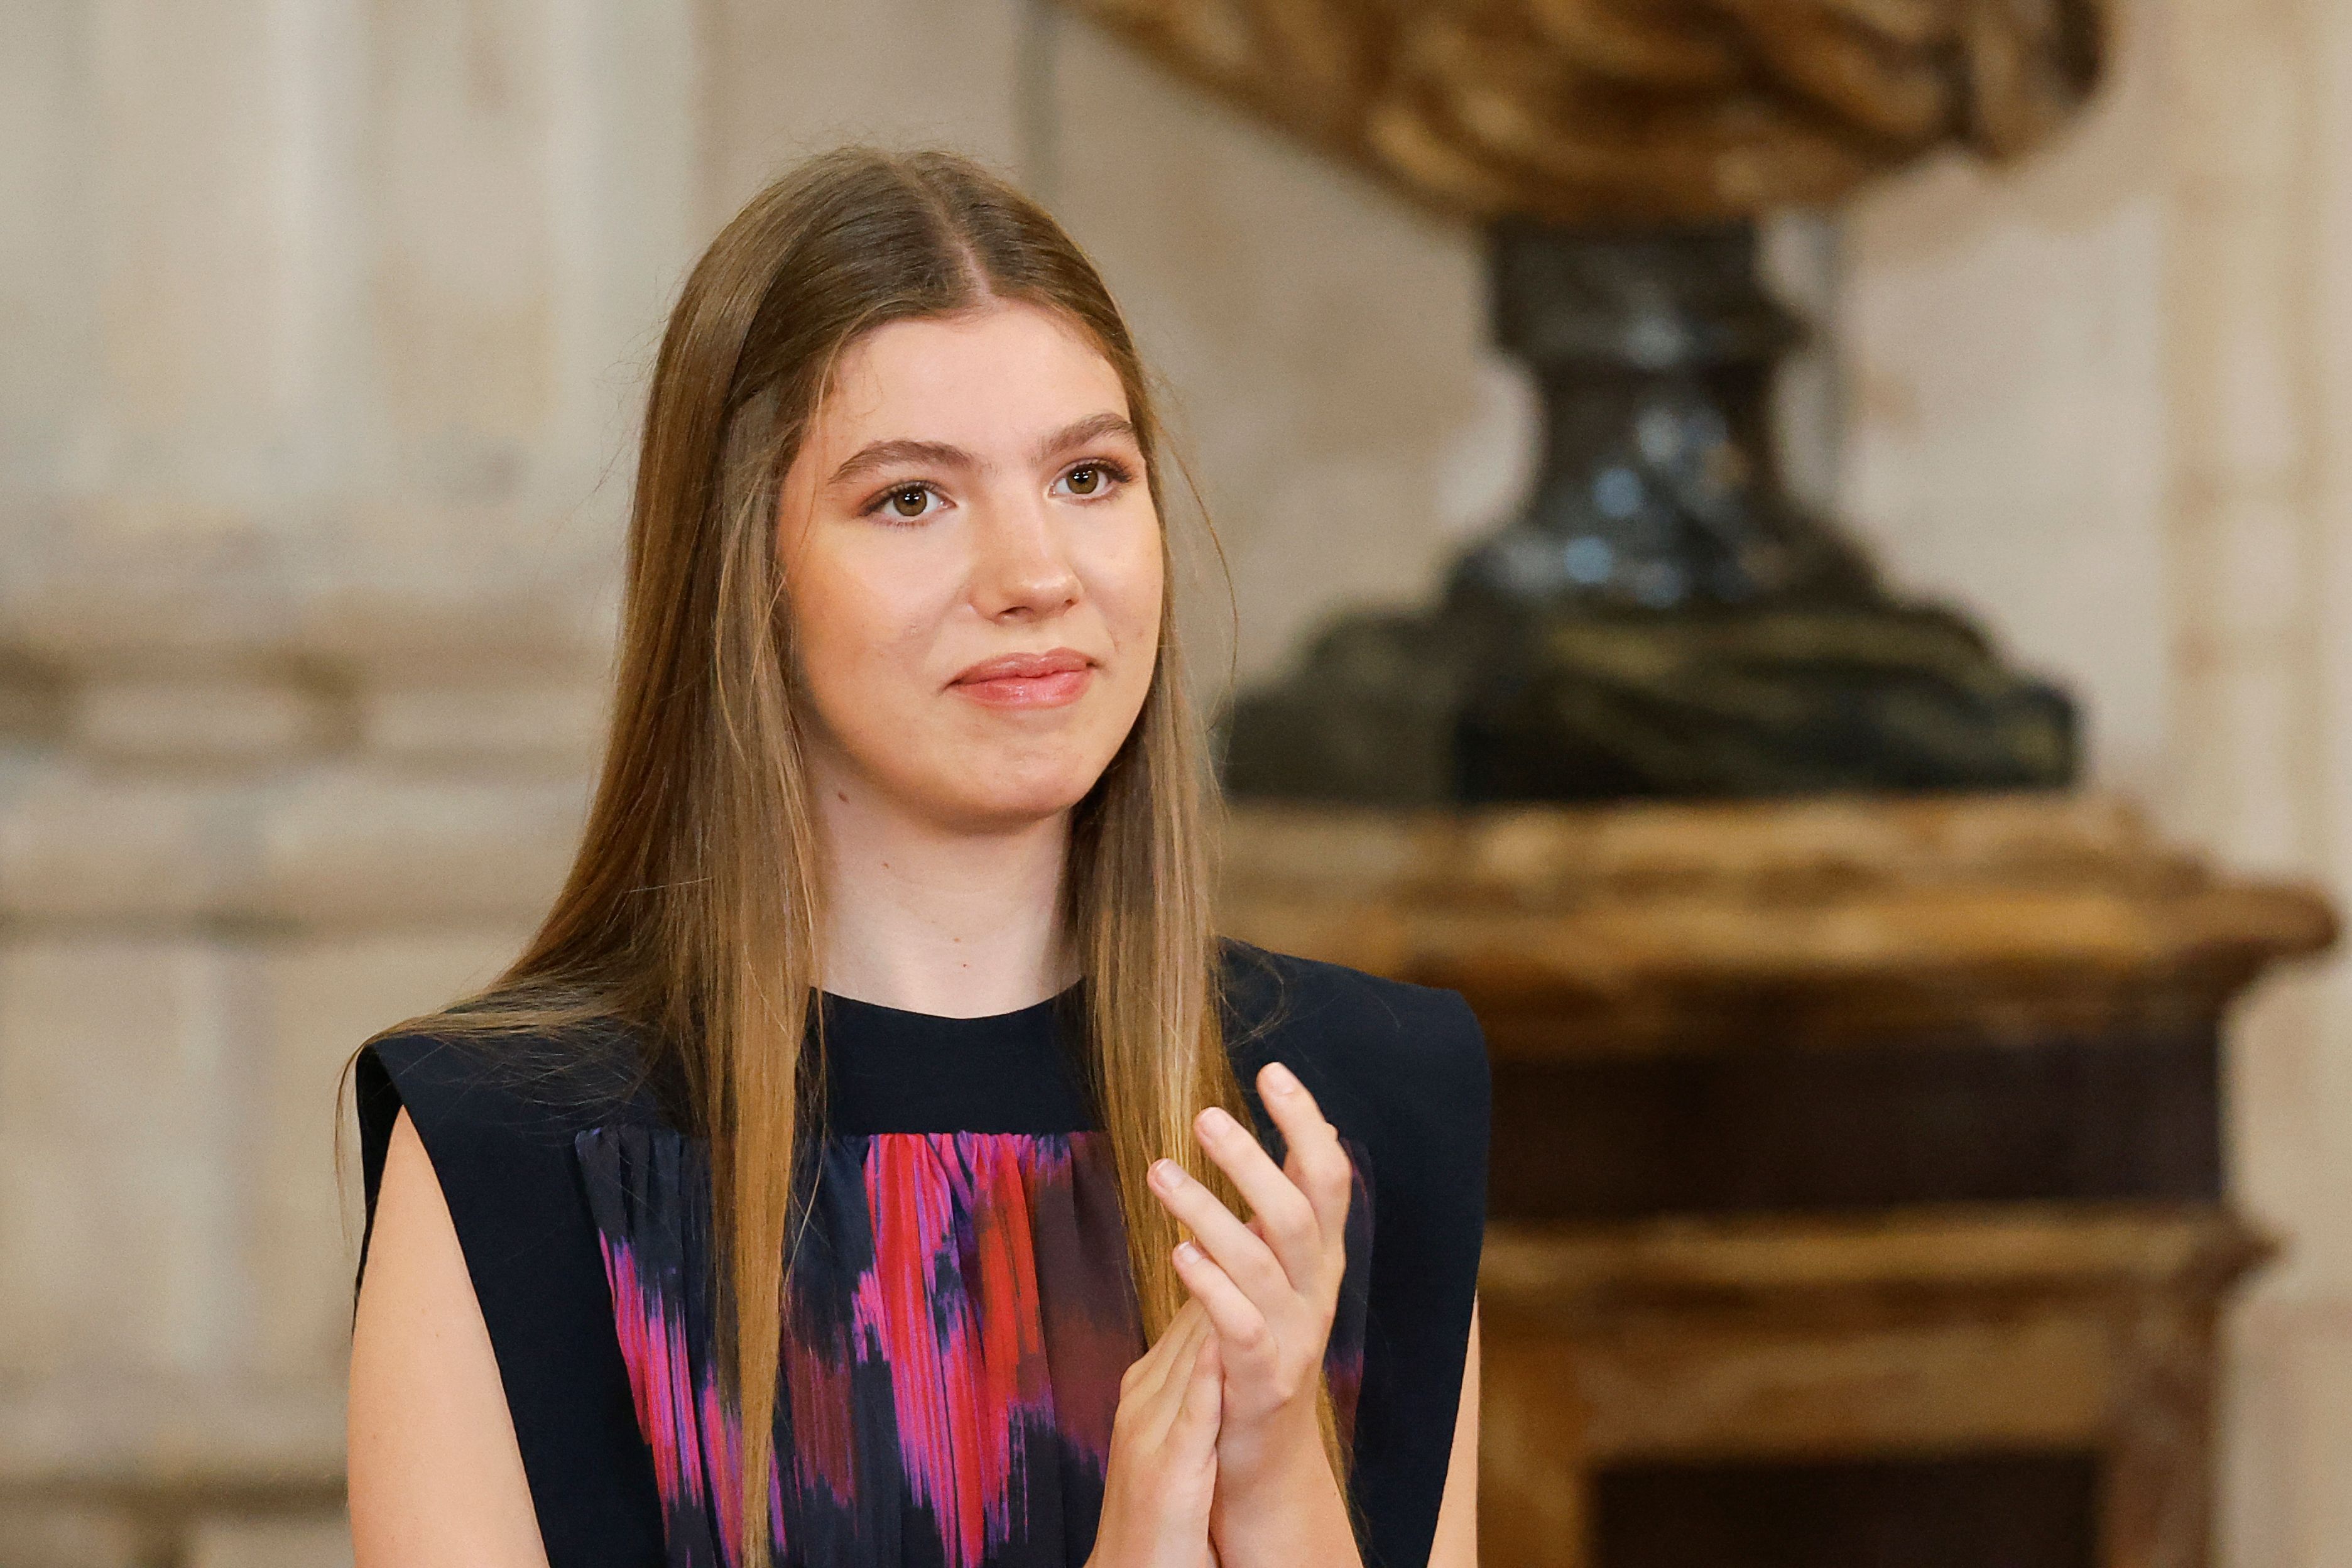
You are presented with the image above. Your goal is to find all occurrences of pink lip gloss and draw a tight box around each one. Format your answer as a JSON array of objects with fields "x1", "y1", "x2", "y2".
[{"x1": 952, "y1": 668, "x2": 1092, "y2": 708}]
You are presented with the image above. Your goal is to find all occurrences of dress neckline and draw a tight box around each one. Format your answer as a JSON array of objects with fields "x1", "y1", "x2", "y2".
[
  {"x1": 814, "y1": 977, "x2": 1094, "y2": 1135},
  {"x1": 815, "y1": 976, "x2": 1084, "y2": 1026}
]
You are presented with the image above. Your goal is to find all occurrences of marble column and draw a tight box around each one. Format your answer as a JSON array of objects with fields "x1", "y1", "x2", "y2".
[
  {"x1": 1839, "y1": 1, "x2": 2352, "y2": 1562},
  {"x1": 0, "y1": 1, "x2": 1021, "y2": 1557}
]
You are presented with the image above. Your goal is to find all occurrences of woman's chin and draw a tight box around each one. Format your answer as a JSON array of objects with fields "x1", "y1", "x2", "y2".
[{"x1": 930, "y1": 767, "x2": 1104, "y2": 832}]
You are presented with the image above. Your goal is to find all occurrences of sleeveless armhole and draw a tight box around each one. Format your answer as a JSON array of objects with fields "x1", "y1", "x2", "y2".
[
  {"x1": 354, "y1": 1035, "x2": 668, "y2": 1568},
  {"x1": 1220, "y1": 942, "x2": 1493, "y2": 1568}
]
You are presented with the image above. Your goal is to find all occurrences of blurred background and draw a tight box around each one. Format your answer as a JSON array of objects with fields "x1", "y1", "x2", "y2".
[{"x1": 1, "y1": 0, "x2": 2348, "y2": 1564}]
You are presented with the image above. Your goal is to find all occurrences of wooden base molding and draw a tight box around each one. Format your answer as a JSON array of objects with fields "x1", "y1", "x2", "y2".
[{"x1": 1220, "y1": 793, "x2": 2329, "y2": 1567}]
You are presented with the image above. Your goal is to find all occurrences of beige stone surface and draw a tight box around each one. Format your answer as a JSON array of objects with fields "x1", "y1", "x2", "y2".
[
  {"x1": 0, "y1": 940, "x2": 256, "y2": 1378},
  {"x1": 0, "y1": 0, "x2": 1048, "y2": 1530},
  {"x1": 1841, "y1": 11, "x2": 2171, "y2": 803},
  {"x1": 698, "y1": 0, "x2": 1028, "y2": 222},
  {"x1": 0, "y1": 1506, "x2": 144, "y2": 1568},
  {"x1": 1839, "y1": 1, "x2": 2352, "y2": 1564},
  {"x1": 2282, "y1": 1320, "x2": 2352, "y2": 1568},
  {"x1": 0, "y1": 0, "x2": 717, "y2": 1527},
  {"x1": 0, "y1": 1374, "x2": 343, "y2": 1494},
  {"x1": 255, "y1": 932, "x2": 533, "y2": 1380},
  {"x1": 357, "y1": 680, "x2": 607, "y2": 765},
  {"x1": 184, "y1": 1514, "x2": 353, "y2": 1568},
  {"x1": 75, "y1": 678, "x2": 339, "y2": 764}
]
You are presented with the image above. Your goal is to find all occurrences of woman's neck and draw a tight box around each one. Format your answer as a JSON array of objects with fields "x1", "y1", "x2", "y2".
[{"x1": 808, "y1": 754, "x2": 1077, "y2": 1018}]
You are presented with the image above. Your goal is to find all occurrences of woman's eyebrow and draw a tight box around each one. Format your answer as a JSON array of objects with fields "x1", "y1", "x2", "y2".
[
  {"x1": 826, "y1": 414, "x2": 1136, "y2": 489},
  {"x1": 827, "y1": 438, "x2": 972, "y2": 488},
  {"x1": 1034, "y1": 412, "x2": 1136, "y2": 460}
]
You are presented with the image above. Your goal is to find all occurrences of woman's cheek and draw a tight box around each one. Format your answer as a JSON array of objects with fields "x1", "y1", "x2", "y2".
[
  {"x1": 793, "y1": 563, "x2": 918, "y2": 751},
  {"x1": 1098, "y1": 514, "x2": 1165, "y2": 653}
]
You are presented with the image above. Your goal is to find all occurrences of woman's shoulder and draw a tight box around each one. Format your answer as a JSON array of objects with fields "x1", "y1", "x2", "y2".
[
  {"x1": 1215, "y1": 937, "x2": 1491, "y2": 1151},
  {"x1": 1217, "y1": 943, "x2": 1486, "y2": 1568},
  {"x1": 359, "y1": 1022, "x2": 669, "y2": 1150},
  {"x1": 352, "y1": 1022, "x2": 672, "y2": 1560},
  {"x1": 353, "y1": 1022, "x2": 672, "y2": 1285}
]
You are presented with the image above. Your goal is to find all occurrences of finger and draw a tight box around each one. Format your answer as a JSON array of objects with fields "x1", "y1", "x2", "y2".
[
  {"x1": 1149, "y1": 1157, "x2": 1292, "y2": 1311},
  {"x1": 1191, "y1": 1105, "x2": 1327, "y2": 1292},
  {"x1": 1126, "y1": 1293, "x2": 1210, "y2": 1412},
  {"x1": 1151, "y1": 1297, "x2": 1212, "y2": 1389},
  {"x1": 1128, "y1": 1299, "x2": 1213, "y2": 1447},
  {"x1": 1173, "y1": 1239, "x2": 1275, "y2": 1371},
  {"x1": 1172, "y1": 1320, "x2": 1222, "y2": 1449},
  {"x1": 1165, "y1": 1295, "x2": 1208, "y2": 1341},
  {"x1": 1258, "y1": 1062, "x2": 1354, "y2": 1241},
  {"x1": 1153, "y1": 1295, "x2": 1207, "y2": 1352}
]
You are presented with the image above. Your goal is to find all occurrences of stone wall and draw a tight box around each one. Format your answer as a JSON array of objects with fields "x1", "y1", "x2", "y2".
[
  {"x1": 1841, "y1": 1, "x2": 2352, "y2": 1563},
  {"x1": 0, "y1": 3, "x2": 1504, "y2": 1559},
  {"x1": 2, "y1": 0, "x2": 2341, "y2": 1563},
  {"x1": 0, "y1": 2, "x2": 697, "y2": 1557}
]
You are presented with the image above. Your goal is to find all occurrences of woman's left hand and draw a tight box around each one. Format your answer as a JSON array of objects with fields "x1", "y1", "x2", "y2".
[{"x1": 1145, "y1": 1060, "x2": 1360, "y2": 1567}]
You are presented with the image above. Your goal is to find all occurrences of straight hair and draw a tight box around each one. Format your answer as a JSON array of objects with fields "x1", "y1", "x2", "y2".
[{"x1": 366, "y1": 146, "x2": 1335, "y2": 1567}]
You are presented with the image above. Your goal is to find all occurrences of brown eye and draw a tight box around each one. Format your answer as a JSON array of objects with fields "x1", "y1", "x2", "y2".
[
  {"x1": 888, "y1": 485, "x2": 931, "y2": 518},
  {"x1": 1065, "y1": 464, "x2": 1102, "y2": 495}
]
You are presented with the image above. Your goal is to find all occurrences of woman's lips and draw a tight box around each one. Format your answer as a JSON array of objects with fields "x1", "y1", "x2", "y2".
[
  {"x1": 949, "y1": 650, "x2": 1096, "y2": 709},
  {"x1": 954, "y1": 668, "x2": 1092, "y2": 707}
]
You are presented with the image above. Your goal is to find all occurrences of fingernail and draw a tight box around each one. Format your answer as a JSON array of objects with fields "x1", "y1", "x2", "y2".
[
  {"x1": 1149, "y1": 1158, "x2": 1180, "y2": 1190},
  {"x1": 1198, "y1": 1106, "x2": 1234, "y2": 1137},
  {"x1": 1174, "y1": 1240, "x2": 1201, "y2": 1265},
  {"x1": 1263, "y1": 1062, "x2": 1300, "y2": 1096}
]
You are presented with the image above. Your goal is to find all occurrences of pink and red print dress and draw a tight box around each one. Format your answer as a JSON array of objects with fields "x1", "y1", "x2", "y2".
[{"x1": 356, "y1": 940, "x2": 1488, "y2": 1568}]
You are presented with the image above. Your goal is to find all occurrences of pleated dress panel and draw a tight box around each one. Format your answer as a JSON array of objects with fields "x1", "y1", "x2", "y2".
[{"x1": 576, "y1": 1125, "x2": 1375, "y2": 1568}]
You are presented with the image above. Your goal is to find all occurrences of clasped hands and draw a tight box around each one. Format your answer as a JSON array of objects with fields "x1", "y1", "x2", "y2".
[{"x1": 1087, "y1": 1061, "x2": 1361, "y2": 1568}]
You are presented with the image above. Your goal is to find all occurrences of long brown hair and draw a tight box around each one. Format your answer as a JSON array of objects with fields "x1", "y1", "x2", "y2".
[{"x1": 372, "y1": 146, "x2": 1331, "y2": 1565}]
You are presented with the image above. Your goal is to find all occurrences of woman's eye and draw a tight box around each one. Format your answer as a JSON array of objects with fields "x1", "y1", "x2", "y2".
[
  {"x1": 879, "y1": 484, "x2": 939, "y2": 520},
  {"x1": 1054, "y1": 461, "x2": 1126, "y2": 499}
]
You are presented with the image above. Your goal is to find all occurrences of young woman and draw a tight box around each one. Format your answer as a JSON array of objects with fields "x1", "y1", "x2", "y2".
[{"x1": 346, "y1": 147, "x2": 1489, "y2": 1568}]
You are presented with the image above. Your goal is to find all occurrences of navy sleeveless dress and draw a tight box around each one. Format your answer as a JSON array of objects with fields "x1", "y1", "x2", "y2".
[{"x1": 354, "y1": 940, "x2": 1489, "y2": 1568}]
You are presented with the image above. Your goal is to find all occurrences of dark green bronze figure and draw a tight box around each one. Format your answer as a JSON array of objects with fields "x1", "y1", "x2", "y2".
[
  {"x1": 1059, "y1": 0, "x2": 2101, "y2": 802},
  {"x1": 1221, "y1": 224, "x2": 2076, "y2": 803}
]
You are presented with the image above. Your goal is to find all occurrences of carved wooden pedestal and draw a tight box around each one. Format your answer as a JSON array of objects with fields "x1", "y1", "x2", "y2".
[
  {"x1": 1218, "y1": 794, "x2": 2332, "y2": 1568},
  {"x1": 1479, "y1": 1208, "x2": 2264, "y2": 1568}
]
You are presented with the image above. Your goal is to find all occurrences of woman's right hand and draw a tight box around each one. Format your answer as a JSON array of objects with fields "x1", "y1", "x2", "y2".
[{"x1": 1087, "y1": 1298, "x2": 1224, "y2": 1568}]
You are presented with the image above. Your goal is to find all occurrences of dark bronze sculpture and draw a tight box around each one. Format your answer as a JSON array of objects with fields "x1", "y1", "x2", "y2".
[
  {"x1": 1061, "y1": 0, "x2": 2102, "y2": 224},
  {"x1": 1064, "y1": 0, "x2": 2101, "y2": 800}
]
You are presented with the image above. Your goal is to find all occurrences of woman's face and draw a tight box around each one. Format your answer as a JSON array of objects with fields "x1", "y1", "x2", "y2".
[{"x1": 777, "y1": 299, "x2": 1165, "y2": 834}]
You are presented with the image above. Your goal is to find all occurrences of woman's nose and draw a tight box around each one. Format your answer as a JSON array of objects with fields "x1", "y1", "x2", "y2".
[{"x1": 970, "y1": 493, "x2": 1081, "y2": 620}]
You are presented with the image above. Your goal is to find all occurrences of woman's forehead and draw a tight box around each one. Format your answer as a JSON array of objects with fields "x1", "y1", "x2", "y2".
[{"x1": 814, "y1": 302, "x2": 1131, "y2": 453}]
